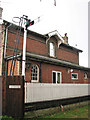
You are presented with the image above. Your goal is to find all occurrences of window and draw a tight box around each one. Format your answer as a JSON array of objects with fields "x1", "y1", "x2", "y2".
[
  {"x1": 31, "y1": 65, "x2": 39, "y2": 82},
  {"x1": 84, "y1": 73, "x2": 87, "y2": 79},
  {"x1": 52, "y1": 71, "x2": 62, "y2": 84},
  {"x1": 71, "y1": 73, "x2": 78, "y2": 80},
  {"x1": 49, "y1": 42, "x2": 55, "y2": 57}
]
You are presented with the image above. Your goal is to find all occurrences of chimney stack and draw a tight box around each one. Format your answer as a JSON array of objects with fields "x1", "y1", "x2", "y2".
[
  {"x1": 0, "y1": 7, "x2": 3, "y2": 24},
  {"x1": 63, "y1": 33, "x2": 68, "y2": 44},
  {"x1": 0, "y1": 7, "x2": 3, "y2": 19}
]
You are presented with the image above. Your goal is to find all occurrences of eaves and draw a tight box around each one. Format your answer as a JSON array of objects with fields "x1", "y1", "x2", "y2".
[{"x1": 26, "y1": 52, "x2": 90, "y2": 71}]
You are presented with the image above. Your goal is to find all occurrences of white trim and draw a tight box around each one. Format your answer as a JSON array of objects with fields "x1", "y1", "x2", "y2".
[
  {"x1": 9, "y1": 85, "x2": 21, "y2": 89},
  {"x1": 52, "y1": 71, "x2": 62, "y2": 84},
  {"x1": 71, "y1": 73, "x2": 78, "y2": 80},
  {"x1": 48, "y1": 30, "x2": 64, "y2": 42}
]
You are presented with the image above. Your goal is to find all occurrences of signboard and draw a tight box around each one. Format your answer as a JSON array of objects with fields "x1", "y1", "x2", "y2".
[{"x1": 9, "y1": 85, "x2": 21, "y2": 89}]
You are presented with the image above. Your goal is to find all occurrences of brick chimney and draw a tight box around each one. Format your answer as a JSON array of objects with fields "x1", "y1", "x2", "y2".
[
  {"x1": 0, "y1": 7, "x2": 3, "y2": 19},
  {"x1": 63, "y1": 33, "x2": 68, "y2": 44}
]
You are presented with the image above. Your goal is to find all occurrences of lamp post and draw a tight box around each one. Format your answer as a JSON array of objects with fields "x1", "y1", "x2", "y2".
[
  {"x1": 22, "y1": 16, "x2": 34, "y2": 79},
  {"x1": 22, "y1": 16, "x2": 28, "y2": 79},
  {"x1": 22, "y1": 24, "x2": 27, "y2": 78}
]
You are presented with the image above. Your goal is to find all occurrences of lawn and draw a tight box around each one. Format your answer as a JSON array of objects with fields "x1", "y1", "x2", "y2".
[
  {"x1": 44, "y1": 105, "x2": 90, "y2": 119},
  {"x1": 1, "y1": 105, "x2": 90, "y2": 120}
]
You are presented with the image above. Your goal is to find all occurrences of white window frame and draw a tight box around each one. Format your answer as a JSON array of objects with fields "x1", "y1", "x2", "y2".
[
  {"x1": 71, "y1": 73, "x2": 78, "y2": 80},
  {"x1": 49, "y1": 42, "x2": 55, "y2": 57},
  {"x1": 31, "y1": 65, "x2": 39, "y2": 83},
  {"x1": 52, "y1": 71, "x2": 62, "y2": 84}
]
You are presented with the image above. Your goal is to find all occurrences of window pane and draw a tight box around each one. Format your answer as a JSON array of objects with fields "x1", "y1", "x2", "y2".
[
  {"x1": 53, "y1": 72, "x2": 56, "y2": 83},
  {"x1": 72, "y1": 73, "x2": 78, "y2": 79},
  {"x1": 84, "y1": 73, "x2": 87, "y2": 79},
  {"x1": 50, "y1": 42, "x2": 55, "y2": 57},
  {"x1": 31, "y1": 65, "x2": 39, "y2": 81},
  {"x1": 57, "y1": 73, "x2": 60, "y2": 83},
  {"x1": 50, "y1": 42, "x2": 54, "y2": 49}
]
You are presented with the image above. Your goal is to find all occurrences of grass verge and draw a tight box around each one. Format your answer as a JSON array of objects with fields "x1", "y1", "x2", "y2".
[{"x1": 44, "y1": 105, "x2": 89, "y2": 119}]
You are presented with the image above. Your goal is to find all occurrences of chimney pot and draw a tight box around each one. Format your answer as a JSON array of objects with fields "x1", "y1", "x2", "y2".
[
  {"x1": 65, "y1": 33, "x2": 67, "y2": 36},
  {"x1": 63, "y1": 33, "x2": 68, "y2": 44}
]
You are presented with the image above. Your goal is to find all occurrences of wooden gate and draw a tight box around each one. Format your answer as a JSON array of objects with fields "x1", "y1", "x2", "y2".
[{"x1": 5, "y1": 76, "x2": 24, "y2": 118}]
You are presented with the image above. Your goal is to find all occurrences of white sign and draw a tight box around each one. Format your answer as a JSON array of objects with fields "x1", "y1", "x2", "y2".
[{"x1": 9, "y1": 85, "x2": 21, "y2": 89}]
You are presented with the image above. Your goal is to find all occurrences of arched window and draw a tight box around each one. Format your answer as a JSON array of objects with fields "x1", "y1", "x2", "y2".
[
  {"x1": 31, "y1": 65, "x2": 39, "y2": 82},
  {"x1": 49, "y1": 42, "x2": 55, "y2": 57}
]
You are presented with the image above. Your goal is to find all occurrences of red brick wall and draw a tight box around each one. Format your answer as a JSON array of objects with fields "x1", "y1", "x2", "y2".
[
  {"x1": 6, "y1": 28, "x2": 90, "y2": 84},
  {"x1": 26, "y1": 37, "x2": 48, "y2": 55},
  {"x1": 58, "y1": 46, "x2": 79, "y2": 64},
  {"x1": 0, "y1": 24, "x2": 3, "y2": 75},
  {"x1": 6, "y1": 30, "x2": 79, "y2": 64},
  {"x1": 7, "y1": 31, "x2": 23, "y2": 56},
  {"x1": 25, "y1": 61, "x2": 90, "y2": 84},
  {"x1": 47, "y1": 37, "x2": 79, "y2": 64}
]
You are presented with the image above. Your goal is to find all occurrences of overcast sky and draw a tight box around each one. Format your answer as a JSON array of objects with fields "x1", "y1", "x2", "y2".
[{"x1": 1, "y1": 0, "x2": 89, "y2": 67}]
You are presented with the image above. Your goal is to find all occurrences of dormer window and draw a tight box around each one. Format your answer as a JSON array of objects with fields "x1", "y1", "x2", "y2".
[{"x1": 49, "y1": 42, "x2": 55, "y2": 57}]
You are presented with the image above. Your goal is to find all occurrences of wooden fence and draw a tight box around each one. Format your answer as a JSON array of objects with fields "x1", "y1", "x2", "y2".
[{"x1": 25, "y1": 83, "x2": 90, "y2": 103}]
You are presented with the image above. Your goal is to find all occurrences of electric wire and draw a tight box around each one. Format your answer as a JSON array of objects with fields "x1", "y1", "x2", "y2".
[
  {"x1": 12, "y1": 19, "x2": 23, "y2": 75},
  {"x1": 9, "y1": 17, "x2": 23, "y2": 76}
]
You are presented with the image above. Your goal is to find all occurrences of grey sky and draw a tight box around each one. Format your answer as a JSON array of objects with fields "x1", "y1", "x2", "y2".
[{"x1": 1, "y1": 0, "x2": 89, "y2": 67}]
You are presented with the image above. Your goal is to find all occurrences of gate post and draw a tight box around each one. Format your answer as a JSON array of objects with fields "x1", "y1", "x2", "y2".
[{"x1": 5, "y1": 76, "x2": 24, "y2": 118}]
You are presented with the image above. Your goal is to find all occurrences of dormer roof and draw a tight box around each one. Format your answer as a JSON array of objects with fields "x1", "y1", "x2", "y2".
[
  {"x1": 45, "y1": 30, "x2": 64, "y2": 42},
  {"x1": 45, "y1": 30, "x2": 82, "y2": 52}
]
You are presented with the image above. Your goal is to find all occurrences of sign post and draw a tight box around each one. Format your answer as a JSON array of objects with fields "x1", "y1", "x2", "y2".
[
  {"x1": 22, "y1": 16, "x2": 34, "y2": 79},
  {"x1": 22, "y1": 22, "x2": 27, "y2": 78}
]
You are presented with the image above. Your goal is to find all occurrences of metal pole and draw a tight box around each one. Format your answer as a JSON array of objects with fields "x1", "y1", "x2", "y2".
[
  {"x1": 4, "y1": 24, "x2": 12, "y2": 59},
  {"x1": 22, "y1": 23, "x2": 27, "y2": 78}
]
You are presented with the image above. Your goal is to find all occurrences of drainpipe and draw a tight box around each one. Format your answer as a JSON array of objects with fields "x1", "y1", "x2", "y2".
[{"x1": 4, "y1": 23, "x2": 12, "y2": 59}]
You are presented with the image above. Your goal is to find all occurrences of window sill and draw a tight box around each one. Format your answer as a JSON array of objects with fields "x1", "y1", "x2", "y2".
[
  {"x1": 31, "y1": 80, "x2": 39, "y2": 83},
  {"x1": 49, "y1": 55, "x2": 57, "y2": 59},
  {"x1": 71, "y1": 79, "x2": 78, "y2": 80}
]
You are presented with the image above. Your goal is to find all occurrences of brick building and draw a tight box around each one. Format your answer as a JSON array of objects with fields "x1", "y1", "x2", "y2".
[{"x1": 0, "y1": 9, "x2": 90, "y2": 84}]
